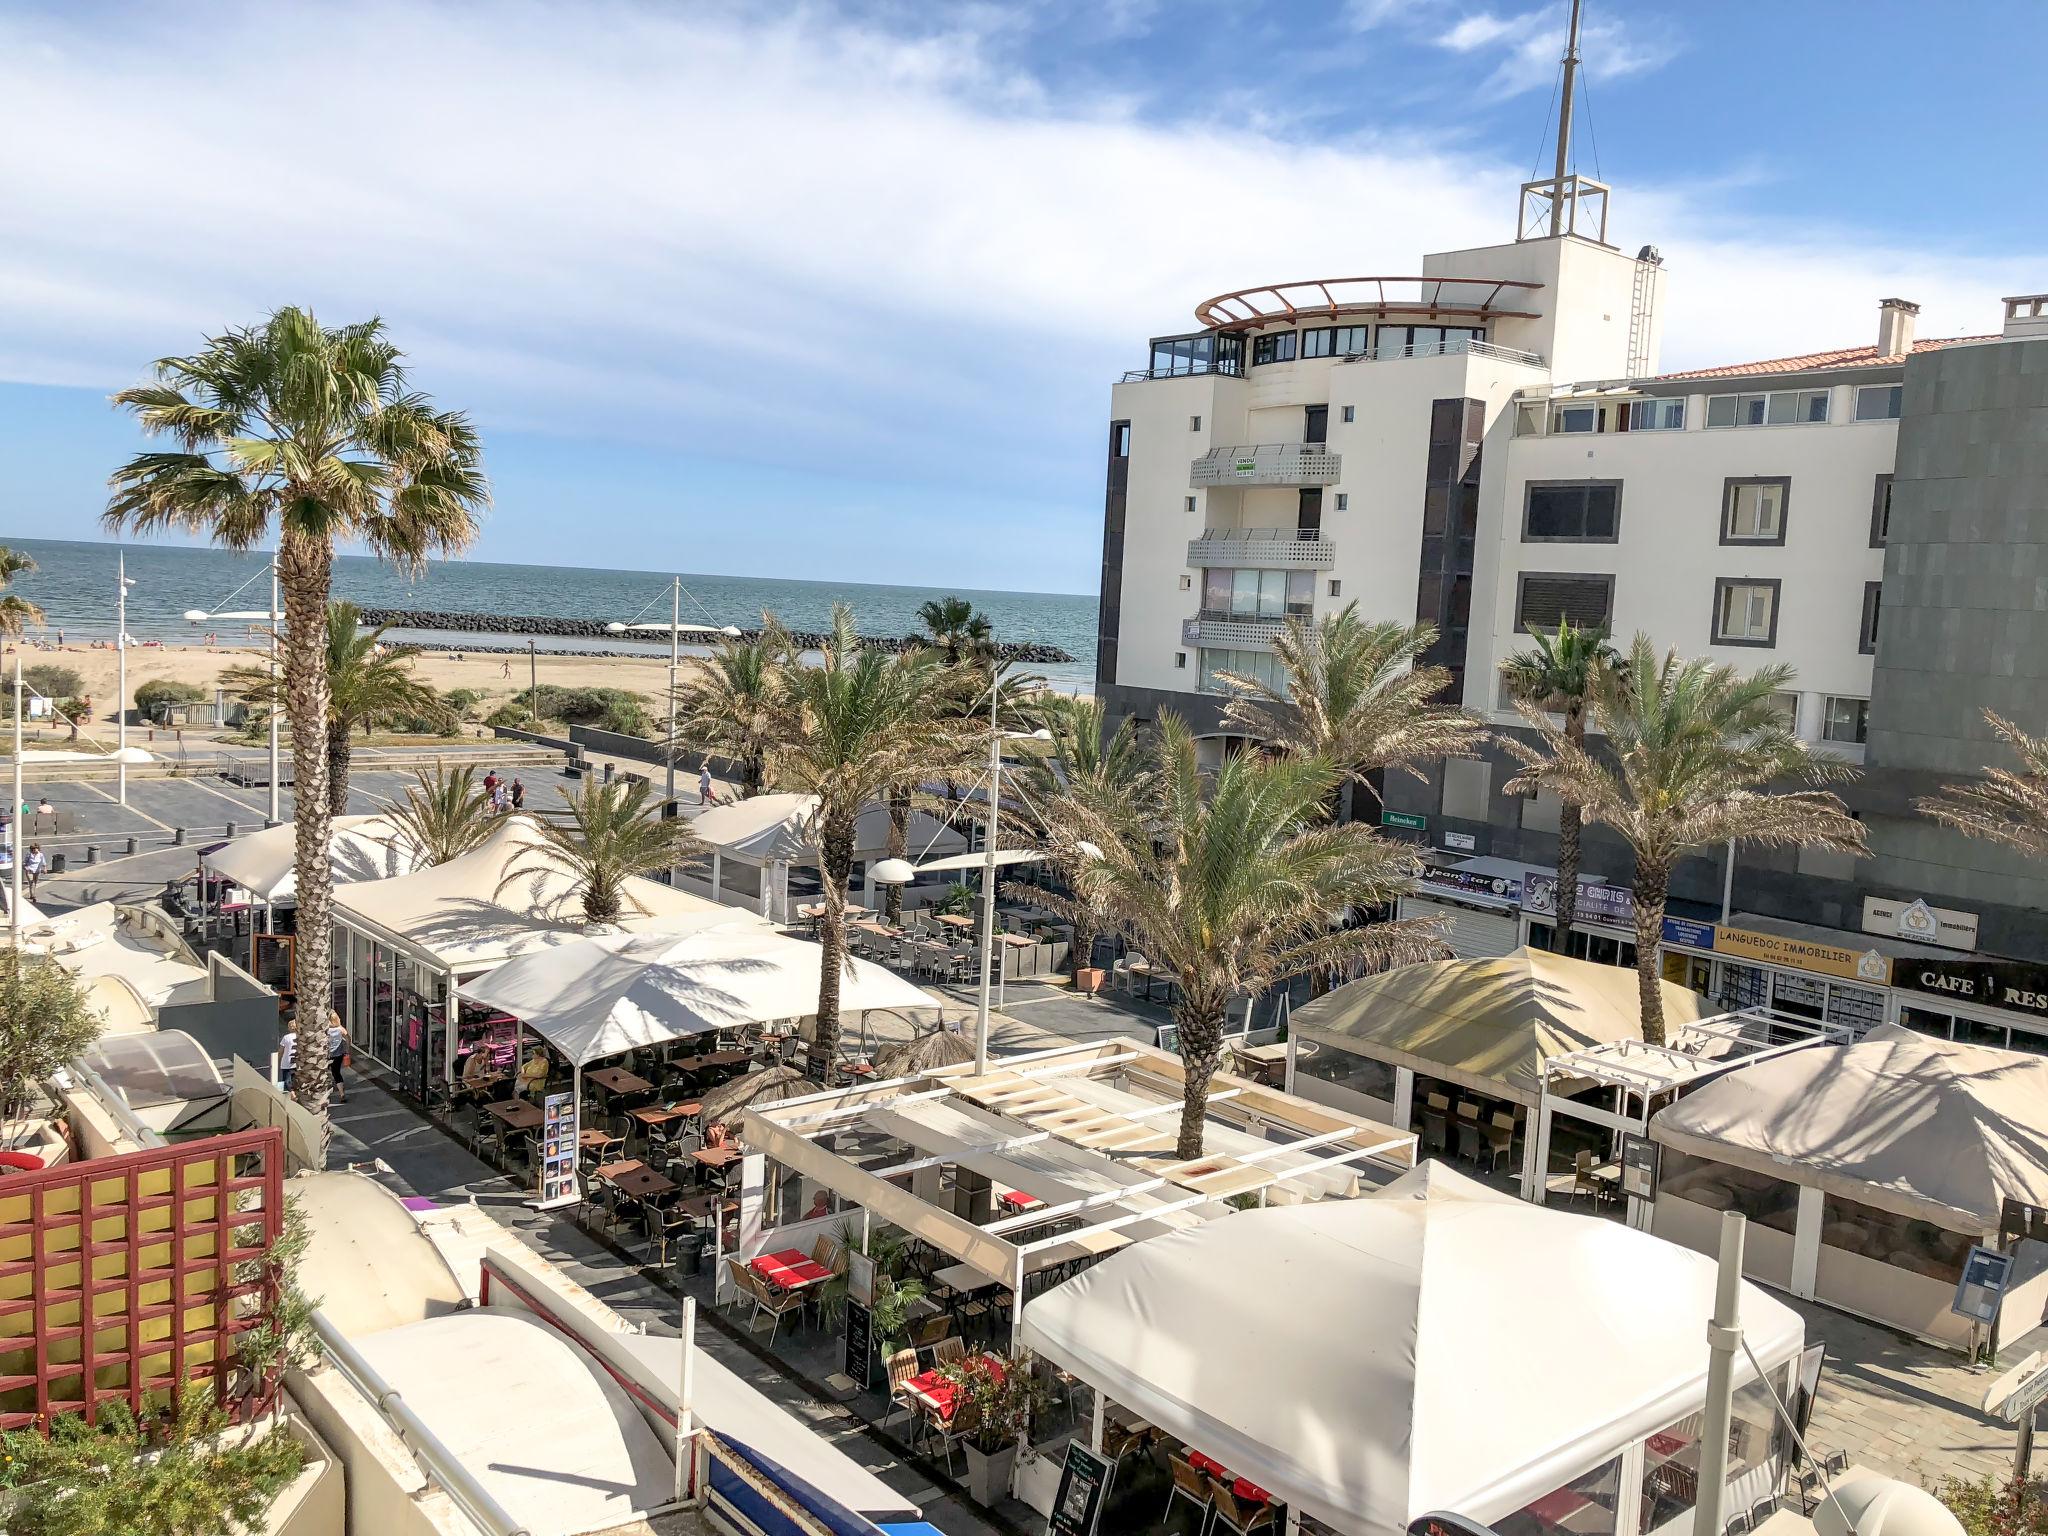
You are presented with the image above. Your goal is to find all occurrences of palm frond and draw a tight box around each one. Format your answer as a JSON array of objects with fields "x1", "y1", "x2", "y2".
[
  {"x1": 499, "y1": 778, "x2": 706, "y2": 928},
  {"x1": 1916, "y1": 710, "x2": 2048, "y2": 857}
]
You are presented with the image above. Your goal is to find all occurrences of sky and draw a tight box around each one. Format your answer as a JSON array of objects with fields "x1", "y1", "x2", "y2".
[{"x1": 0, "y1": 0, "x2": 2043, "y2": 596}]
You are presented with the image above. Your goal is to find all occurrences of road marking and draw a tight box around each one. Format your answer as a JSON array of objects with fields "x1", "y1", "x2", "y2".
[
  {"x1": 73, "y1": 779, "x2": 176, "y2": 832},
  {"x1": 175, "y1": 774, "x2": 273, "y2": 818}
]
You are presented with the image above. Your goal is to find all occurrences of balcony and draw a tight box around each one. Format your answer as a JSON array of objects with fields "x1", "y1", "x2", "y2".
[
  {"x1": 1181, "y1": 611, "x2": 1299, "y2": 649},
  {"x1": 1186, "y1": 529, "x2": 1335, "y2": 568},
  {"x1": 1190, "y1": 443, "x2": 1341, "y2": 488}
]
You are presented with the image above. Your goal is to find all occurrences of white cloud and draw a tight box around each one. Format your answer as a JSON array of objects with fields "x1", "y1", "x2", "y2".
[
  {"x1": 0, "y1": 1, "x2": 2033, "y2": 587},
  {"x1": 1441, "y1": 12, "x2": 1525, "y2": 50}
]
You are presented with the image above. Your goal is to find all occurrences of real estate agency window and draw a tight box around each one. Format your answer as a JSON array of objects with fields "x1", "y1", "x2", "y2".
[
  {"x1": 1823, "y1": 695, "x2": 1869, "y2": 745},
  {"x1": 1251, "y1": 331, "x2": 1297, "y2": 365},
  {"x1": 1722, "y1": 478, "x2": 1789, "y2": 544},
  {"x1": 1627, "y1": 396, "x2": 1686, "y2": 431},
  {"x1": 1860, "y1": 581, "x2": 1882, "y2": 653},
  {"x1": 1870, "y1": 474, "x2": 1894, "y2": 546},
  {"x1": 1713, "y1": 578, "x2": 1780, "y2": 646},
  {"x1": 1855, "y1": 383, "x2": 1903, "y2": 421},
  {"x1": 1523, "y1": 481, "x2": 1621, "y2": 542},
  {"x1": 1515, "y1": 572, "x2": 1613, "y2": 633}
]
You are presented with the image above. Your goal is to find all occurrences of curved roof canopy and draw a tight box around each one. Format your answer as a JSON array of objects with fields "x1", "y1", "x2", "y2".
[
  {"x1": 1651, "y1": 1023, "x2": 2048, "y2": 1231},
  {"x1": 1020, "y1": 1162, "x2": 1803, "y2": 1533},
  {"x1": 204, "y1": 814, "x2": 425, "y2": 903},
  {"x1": 690, "y1": 792, "x2": 818, "y2": 864},
  {"x1": 1293, "y1": 947, "x2": 1706, "y2": 1104},
  {"x1": 461, "y1": 924, "x2": 939, "y2": 1066},
  {"x1": 1193, "y1": 275, "x2": 1544, "y2": 330}
]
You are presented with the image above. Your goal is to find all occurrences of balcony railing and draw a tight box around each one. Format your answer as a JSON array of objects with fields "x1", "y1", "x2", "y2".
[
  {"x1": 1121, "y1": 336, "x2": 1542, "y2": 384},
  {"x1": 1191, "y1": 443, "x2": 1341, "y2": 488},
  {"x1": 1187, "y1": 530, "x2": 1335, "y2": 568},
  {"x1": 1182, "y1": 612, "x2": 1302, "y2": 649}
]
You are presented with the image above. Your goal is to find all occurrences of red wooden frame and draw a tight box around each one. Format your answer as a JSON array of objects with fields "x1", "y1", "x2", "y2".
[{"x1": 0, "y1": 1128, "x2": 284, "y2": 1431}]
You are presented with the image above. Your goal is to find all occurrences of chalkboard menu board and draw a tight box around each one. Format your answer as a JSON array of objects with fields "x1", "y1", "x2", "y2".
[
  {"x1": 844, "y1": 1300, "x2": 873, "y2": 1390},
  {"x1": 1049, "y1": 1441, "x2": 1115, "y2": 1536}
]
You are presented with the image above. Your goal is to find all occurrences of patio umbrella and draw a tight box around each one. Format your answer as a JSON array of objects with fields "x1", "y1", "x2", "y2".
[
  {"x1": 873, "y1": 1027, "x2": 975, "y2": 1077},
  {"x1": 701, "y1": 1063, "x2": 812, "y2": 1126}
]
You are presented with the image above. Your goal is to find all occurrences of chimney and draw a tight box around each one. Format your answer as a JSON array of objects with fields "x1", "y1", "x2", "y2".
[{"x1": 1876, "y1": 297, "x2": 1920, "y2": 358}]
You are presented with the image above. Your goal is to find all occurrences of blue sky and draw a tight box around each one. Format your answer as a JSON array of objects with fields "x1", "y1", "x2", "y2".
[{"x1": 0, "y1": 0, "x2": 2041, "y2": 595}]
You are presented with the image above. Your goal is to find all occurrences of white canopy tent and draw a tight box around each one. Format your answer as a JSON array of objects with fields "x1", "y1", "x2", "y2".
[
  {"x1": 460, "y1": 923, "x2": 941, "y2": 1067},
  {"x1": 203, "y1": 813, "x2": 424, "y2": 905},
  {"x1": 1020, "y1": 1161, "x2": 1804, "y2": 1534}
]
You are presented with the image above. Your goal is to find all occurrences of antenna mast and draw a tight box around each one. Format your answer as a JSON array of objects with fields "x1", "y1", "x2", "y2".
[{"x1": 1553, "y1": 0, "x2": 1582, "y2": 193}]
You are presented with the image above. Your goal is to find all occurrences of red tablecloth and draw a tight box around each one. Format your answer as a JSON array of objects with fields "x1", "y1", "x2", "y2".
[
  {"x1": 751, "y1": 1249, "x2": 832, "y2": 1290},
  {"x1": 998, "y1": 1189, "x2": 1042, "y2": 1211},
  {"x1": 905, "y1": 1355, "x2": 1007, "y2": 1422},
  {"x1": 1187, "y1": 1451, "x2": 1269, "y2": 1505},
  {"x1": 1188, "y1": 1450, "x2": 1229, "y2": 1479}
]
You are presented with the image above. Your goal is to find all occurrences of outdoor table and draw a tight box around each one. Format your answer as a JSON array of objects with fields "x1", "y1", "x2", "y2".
[
  {"x1": 846, "y1": 1061, "x2": 876, "y2": 1078},
  {"x1": 750, "y1": 1248, "x2": 833, "y2": 1291},
  {"x1": 997, "y1": 1188, "x2": 1043, "y2": 1214},
  {"x1": 578, "y1": 1129, "x2": 615, "y2": 1152},
  {"x1": 903, "y1": 1353, "x2": 1007, "y2": 1421},
  {"x1": 674, "y1": 1191, "x2": 737, "y2": 1223},
  {"x1": 673, "y1": 1049, "x2": 753, "y2": 1075},
  {"x1": 485, "y1": 1099, "x2": 543, "y2": 1131},
  {"x1": 852, "y1": 920, "x2": 900, "y2": 938},
  {"x1": 587, "y1": 1066, "x2": 654, "y2": 1098},
  {"x1": 933, "y1": 914, "x2": 975, "y2": 932},
  {"x1": 630, "y1": 1102, "x2": 701, "y2": 1129},
  {"x1": 932, "y1": 1260, "x2": 1003, "y2": 1294},
  {"x1": 693, "y1": 1145, "x2": 742, "y2": 1171},
  {"x1": 597, "y1": 1159, "x2": 677, "y2": 1203}
]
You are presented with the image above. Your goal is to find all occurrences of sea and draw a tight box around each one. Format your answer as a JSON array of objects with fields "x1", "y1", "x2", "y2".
[{"x1": 0, "y1": 537, "x2": 1101, "y2": 692}]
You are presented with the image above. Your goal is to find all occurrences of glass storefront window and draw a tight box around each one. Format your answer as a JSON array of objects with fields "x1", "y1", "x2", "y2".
[
  {"x1": 1495, "y1": 1455, "x2": 1622, "y2": 1536},
  {"x1": 1298, "y1": 1041, "x2": 1397, "y2": 1105},
  {"x1": 1819, "y1": 1193, "x2": 1973, "y2": 1282},
  {"x1": 1657, "y1": 1149, "x2": 1800, "y2": 1234}
]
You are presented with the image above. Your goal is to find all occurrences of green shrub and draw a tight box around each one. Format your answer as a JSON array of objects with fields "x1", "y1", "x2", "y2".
[
  {"x1": 485, "y1": 700, "x2": 534, "y2": 730},
  {"x1": 135, "y1": 678, "x2": 207, "y2": 717},
  {"x1": 440, "y1": 687, "x2": 485, "y2": 717},
  {"x1": 24, "y1": 665, "x2": 82, "y2": 700},
  {"x1": 378, "y1": 702, "x2": 461, "y2": 737},
  {"x1": 1936, "y1": 1472, "x2": 2048, "y2": 1536},
  {"x1": 486, "y1": 687, "x2": 650, "y2": 736}
]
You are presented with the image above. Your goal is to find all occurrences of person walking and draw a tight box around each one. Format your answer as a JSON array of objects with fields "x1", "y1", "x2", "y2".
[
  {"x1": 277, "y1": 1028, "x2": 298, "y2": 1094},
  {"x1": 509, "y1": 777, "x2": 525, "y2": 811},
  {"x1": 23, "y1": 844, "x2": 46, "y2": 899},
  {"x1": 483, "y1": 770, "x2": 500, "y2": 797},
  {"x1": 500, "y1": 658, "x2": 511, "y2": 679},
  {"x1": 325, "y1": 1012, "x2": 350, "y2": 1104},
  {"x1": 492, "y1": 780, "x2": 511, "y2": 814},
  {"x1": 699, "y1": 764, "x2": 714, "y2": 806}
]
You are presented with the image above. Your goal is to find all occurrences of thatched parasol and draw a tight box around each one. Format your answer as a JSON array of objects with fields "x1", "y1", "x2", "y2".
[
  {"x1": 873, "y1": 1028, "x2": 976, "y2": 1077},
  {"x1": 700, "y1": 1063, "x2": 812, "y2": 1126}
]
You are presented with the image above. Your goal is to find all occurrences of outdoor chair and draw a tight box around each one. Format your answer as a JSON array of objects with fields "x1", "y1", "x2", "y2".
[
  {"x1": 929, "y1": 1334, "x2": 966, "y2": 1367},
  {"x1": 928, "y1": 1399, "x2": 978, "y2": 1480},
  {"x1": 883, "y1": 1348, "x2": 924, "y2": 1439},
  {"x1": 1209, "y1": 1477, "x2": 1275, "y2": 1536},
  {"x1": 746, "y1": 1269, "x2": 805, "y2": 1344},
  {"x1": 811, "y1": 1234, "x2": 846, "y2": 1275},
  {"x1": 1164, "y1": 1451, "x2": 1214, "y2": 1535},
  {"x1": 1571, "y1": 1149, "x2": 1604, "y2": 1208},
  {"x1": 646, "y1": 1205, "x2": 695, "y2": 1268},
  {"x1": 1485, "y1": 1113, "x2": 1515, "y2": 1173}
]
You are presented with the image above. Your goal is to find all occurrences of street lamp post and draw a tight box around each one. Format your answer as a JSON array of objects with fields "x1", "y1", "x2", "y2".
[
  {"x1": 183, "y1": 554, "x2": 282, "y2": 823},
  {"x1": 116, "y1": 552, "x2": 136, "y2": 807}
]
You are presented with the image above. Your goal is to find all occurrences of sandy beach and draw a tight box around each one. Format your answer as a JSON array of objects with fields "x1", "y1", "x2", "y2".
[{"x1": 5, "y1": 640, "x2": 687, "y2": 729}]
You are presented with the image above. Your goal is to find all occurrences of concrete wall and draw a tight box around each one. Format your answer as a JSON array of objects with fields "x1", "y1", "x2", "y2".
[{"x1": 285, "y1": 1362, "x2": 473, "y2": 1536}]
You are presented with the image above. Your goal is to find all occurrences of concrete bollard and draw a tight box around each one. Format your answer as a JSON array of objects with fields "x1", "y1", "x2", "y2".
[
  {"x1": 173, "y1": 827, "x2": 186, "y2": 846},
  {"x1": 225, "y1": 822, "x2": 236, "y2": 839},
  {"x1": 85, "y1": 846, "x2": 99, "y2": 865},
  {"x1": 125, "y1": 837, "x2": 138, "y2": 857}
]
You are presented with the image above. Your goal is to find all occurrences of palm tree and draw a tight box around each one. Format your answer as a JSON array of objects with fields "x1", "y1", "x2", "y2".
[
  {"x1": 671, "y1": 621, "x2": 789, "y2": 798},
  {"x1": 223, "y1": 601, "x2": 438, "y2": 814},
  {"x1": 106, "y1": 308, "x2": 487, "y2": 1120},
  {"x1": 1916, "y1": 711, "x2": 2048, "y2": 856},
  {"x1": 1053, "y1": 712, "x2": 1445, "y2": 1158},
  {"x1": 1499, "y1": 619, "x2": 1623, "y2": 945},
  {"x1": 1219, "y1": 604, "x2": 1485, "y2": 823},
  {"x1": 0, "y1": 548, "x2": 44, "y2": 639},
  {"x1": 775, "y1": 605, "x2": 967, "y2": 1080},
  {"x1": 916, "y1": 597, "x2": 994, "y2": 666},
  {"x1": 1501, "y1": 636, "x2": 1868, "y2": 1045},
  {"x1": 503, "y1": 777, "x2": 706, "y2": 928},
  {"x1": 1010, "y1": 694, "x2": 1144, "y2": 987},
  {"x1": 383, "y1": 764, "x2": 497, "y2": 865}
]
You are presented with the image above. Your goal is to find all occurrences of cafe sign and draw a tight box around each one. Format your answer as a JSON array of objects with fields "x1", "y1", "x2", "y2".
[
  {"x1": 1863, "y1": 895, "x2": 1979, "y2": 952},
  {"x1": 1896, "y1": 958, "x2": 2048, "y2": 1020},
  {"x1": 1658, "y1": 917, "x2": 1892, "y2": 985}
]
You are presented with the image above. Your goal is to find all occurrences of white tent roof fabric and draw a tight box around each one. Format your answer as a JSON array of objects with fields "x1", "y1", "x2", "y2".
[
  {"x1": 460, "y1": 924, "x2": 941, "y2": 1066},
  {"x1": 1019, "y1": 1162, "x2": 1803, "y2": 1533},
  {"x1": 203, "y1": 814, "x2": 425, "y2": 903},
  {"x1": 354, "y1": 1307, "x2": 677, "y2": 1535},
  {"x1": 1650, "y1": 1023, "x2": 2048, "y2": 1231},
  {"x1": 334, "y1": 814, "x2": 759, "y2": 972},
  {"x1": 291, "y1": 1172, "x2": 468, "y2": 1338},
  {"x1": 689, "y1": 793, "x2": 819, "y2": 864},
  {"x1": 9, "y1": 902, "x2": 208, "y2": 1011}
]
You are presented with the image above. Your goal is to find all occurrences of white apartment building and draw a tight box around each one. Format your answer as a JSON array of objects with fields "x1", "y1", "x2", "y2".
[{"x1": 1097, "y1": 172, "x2": 2048, "y2": 1042}]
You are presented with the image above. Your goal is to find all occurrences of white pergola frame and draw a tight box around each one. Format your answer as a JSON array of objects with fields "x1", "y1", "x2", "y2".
[
  {"x1": 739, "y1": 1038, "x2": 1418, "y2": 1351},
  {"x1": 1528, "y1": 1007, "x2": 1844, "y2": 1223}
]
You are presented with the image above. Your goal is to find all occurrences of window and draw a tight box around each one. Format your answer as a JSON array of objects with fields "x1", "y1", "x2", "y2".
[
  {"x1": 1658, "y1": 1149, "x2": 1800, "y2": 1233},
  {"x1": 1184, "y1": 495, "x2": 1196, "y2": 513},
  {"x1": 1707, "y1": 389, "x2": 1829, "y2": 427},
  {"x1": 1520, "y1": 789, "x2": 1562, "y2": 834},
  {"x1": 1303, "y1": 405, "x2": 1328, "y2": 444},
  {"x1": 1441, "y1": 756, "x2": 1491, "y2": 821},
  {"x1": 1173, "y1": 652, "x2": 1186, "y2": 669},
  {"x1": 1820, "y1": 1193, "x2": 1973, "y2": 1282},
  {"x1": 1341, "y1": 405, "x2": 1356, "y2": 423},
  {"x1": 1199, "y1": 648, "x2": 1287, "y2": 696},
  {"x1": 1628, "y1": 396, "x2": 1686, "y2": 431},
  {"x1": 1515, "y1": 573, "x2": 1613, "y2": 633},
  {"x1": 1251, "y1": 331, "x2": 1297, "y2": 365},
  {"x1": 1514, "y1": 401, "x2": 1547, "y2": 437},
  {"x1": 1870, "y1": 474, "x2": 1893, "y2": 546},
  {"x1": 1375, "y1": 323, "x2": 1485, "y2": 357},
  {"x1": 1523, "y1": 481, "x2": 1621, "y2": 542},
  {"x1": 1204, "y1": 568, "x2": 1314, "y2": 620},
  {"x1": 1298, "y1": 328, "x2": 1336, "y2": 359},
  {"x1": 1145, "y1": 332, "x2": 1244, "y2": 379},
  {"x1": 1860, "y1": 581, "x2": 1882, "y2": 654},
  {"x1": 1178, "y1": 574, "x2": 1192, "y2": 590},
  {"x1": 1328, "y1": 579, "x2": 1342, "y2": 596},
  {"x1": 1552, "y1": 403, "x2": 1600, "y2": 434},
  {"x1": 1334, "y1": 493, "x2": 1349, "y2": 511},
  {"x1": 1764, "y1": 690, "x2": 1800, "y2": 733},
  {"x1": 1299, "y1": 1040, "x2": 1398, "y2": 1105},
  {"x1": 1496, "y1": 1457, "x2": 1623, "y2": 1536},
  {"x1": 1855, "y1": 383, "x2": 1903, "y2": 421},
  {"x1": 1722, "y1": 478, "x2": 1789, "y2": 544},
  {"x1": 1713, "y1": 578, "x2": 1780, "y2": 647},
  {"x1": 1112, "y1": 422, "x2": 1130, "y2": 456},
  {"x1": 1190, "y1": 414, "x2": 1202, "y2": 432},
  {"x1": 1823, "y1": 696, "x2": 1869, "y2": 745}
]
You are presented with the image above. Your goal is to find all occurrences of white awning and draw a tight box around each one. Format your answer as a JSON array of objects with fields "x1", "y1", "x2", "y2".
[
  {"x1": 203, "y1": 814, "x2": 425, "y2": 903},
  {"x1": 902, "y1": 849, "x2": 1044, "y2": 874},
  {"x1": 1019, "y1": 1162, "x2": 1803, "y2": 1533},
  {"x1": 690, "y1": 793, "x2": 818, "y2": 864},
  {"x1": 460, "y1": 924, "x2": 941, "y2": 1066}
]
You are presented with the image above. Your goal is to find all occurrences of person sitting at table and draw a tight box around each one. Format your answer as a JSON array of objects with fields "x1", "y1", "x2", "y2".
[
  {"x1": 516, "y1": 1047, "x2": 550, "y2": 1099},
  {"x1": 806, "y1": 1189, "x2": 831, "y2": 1221},
  {"x1": 460, "y1": 1044, "x2": 496, "y2": 1095},
  {"x1": 704, "y1": 1121, "x2": 732, "y2": 1149}
]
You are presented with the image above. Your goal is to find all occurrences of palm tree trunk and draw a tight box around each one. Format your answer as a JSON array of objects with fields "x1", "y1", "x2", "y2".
[
  {"x1": 1633, "y1": 854, "x2": 1670, "y2": 1047},
  {"x1": 1554, "y1": 709, "x2": 1584, "y2": 946},
  {"x1": 814, "y1": 815, "x2": 855, "y2": 1084},
  {"x1": 1173, "y1": 988, "x2": 1228, "y2": 1159},
  {"x1": 278, "y1": 528, "x2": 337, "y2": 1131},
  {"x1": 883, "y1": 793, "x2": 908, "y2": 925},
  {"x1": 327, "y1": 722, "x2": 351, "y2": 817}
]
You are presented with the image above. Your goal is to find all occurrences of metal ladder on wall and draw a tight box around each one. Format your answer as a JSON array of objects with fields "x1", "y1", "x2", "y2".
[{"x1": 1625, "y1": 255, "x2": 1658, "y2": 379}]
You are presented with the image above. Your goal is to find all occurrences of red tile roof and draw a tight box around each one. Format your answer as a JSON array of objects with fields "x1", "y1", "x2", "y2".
[{"x1": 1657, "y1": 334, "x2": 1996, "y2": 381}]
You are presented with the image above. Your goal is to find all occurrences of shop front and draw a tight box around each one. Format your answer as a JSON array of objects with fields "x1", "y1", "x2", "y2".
[
  {"x1": 1892, "y1": 956, "x2": 2048, "y2": 1055},
  {"x1": 1654, "y1": 916, "x2": 1894, "y2": 1035},
  {"x1": 1518, "y1": 873, "x2": 1640, "y2": 969},
  {"x1": 1396, "y1": 864, "x2": 1523, "y2": 959}
]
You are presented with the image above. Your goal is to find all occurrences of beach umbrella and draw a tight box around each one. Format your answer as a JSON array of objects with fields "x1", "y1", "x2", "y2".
[
  {"x1": 701, "y1": 1063, "x2": 811, "y2": 1126},
  {"x1": 873, "y1": 1027, "x2": 975, "y2": 1077}
]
